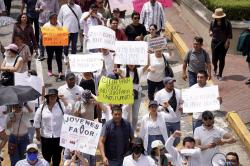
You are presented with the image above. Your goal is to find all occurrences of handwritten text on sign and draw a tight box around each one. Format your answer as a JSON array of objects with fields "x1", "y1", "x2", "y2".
[
  {"x1": 97, "y1": 76, "x2": 134, "y2": 104},
  {"x1": 60, "y1": 115, "x2": 102, "y2": 155},
  {"x1": 182, "y1": 85, "x2": 220, "y2": 113},
  {"x1": 87, "y1": 25, "x2": 116, "y2": 50},
  {"x1": 41, "y1": 27, "x2": 68, "y2": 46},
  {"x1": 148, "y1": 36, "x2": 167, "y2": 51},
  {"x1": 114, "y1": 41, "x2": 148, "y2": 65},
  {"x1": 133, "y1": 0, "x2": 173, "y2": 13},
  {"x1": 69, "y1": 53, "x2": 103, "y2": 72}
]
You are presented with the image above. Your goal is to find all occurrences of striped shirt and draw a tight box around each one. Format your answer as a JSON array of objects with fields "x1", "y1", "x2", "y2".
[{"x1": 140, "y1": 1, "x2": 165, "y2": 31}]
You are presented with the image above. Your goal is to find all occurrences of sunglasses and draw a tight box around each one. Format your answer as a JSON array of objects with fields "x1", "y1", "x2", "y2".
[{"x1": 203, "y1": 117, "x2": 213, "y2": 121}]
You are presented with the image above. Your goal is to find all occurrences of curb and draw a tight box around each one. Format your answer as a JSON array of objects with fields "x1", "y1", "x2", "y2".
[{"x1": 165, "y1": 21, "x2": 250, "y2": 152}]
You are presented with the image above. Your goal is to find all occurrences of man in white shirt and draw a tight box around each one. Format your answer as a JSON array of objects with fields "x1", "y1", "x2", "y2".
[
  {"x1": 165, "y1": 130, "x2": 201, "y2": 166},
  {"x1": 140, "y1": 0, "x2": 165, "y2": 33},
  {"x1": 58, "y1": 72, "x2": 84, "y2": 113},
  {"x1": 123, "y1": 137, "x2": 156, "y2": 166},
  {"x1": 194, "y1": 111, "x2": 236, "y2": 166},
  {"x1": 154, "y1": 77, "x2": 183, "y2": 146},
  {"x1": 58, "y1": 0, "x2": 82, "y2": 57}
]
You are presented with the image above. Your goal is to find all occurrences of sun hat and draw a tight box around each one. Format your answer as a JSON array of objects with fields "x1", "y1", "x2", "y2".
[
  {"x1": 212, "y1": 8, "x2": 226, "y2": 19},
  {"x1": 4, "y1": 44, "x2": 18, "y2": 53},
  {"x1": 44, "y1": 88, "x2": 58, "y2": 98},
  {"x1": 26, "y1": 143, "x2": 38, "y2": 152}
]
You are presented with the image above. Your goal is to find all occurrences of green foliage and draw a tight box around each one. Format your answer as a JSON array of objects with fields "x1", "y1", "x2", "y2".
[{"x1": 199, "y1": 0, "x2": 250, "y2": 20}]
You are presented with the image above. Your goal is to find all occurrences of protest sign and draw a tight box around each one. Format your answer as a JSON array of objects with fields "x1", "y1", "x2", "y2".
[
  {"x1": 60, "y1": 114, "x2": 102, "y2": 155},
  {"x1": 114, "y1": 41, "x2": 148, "y2": 65},
  {"x1": 148, "y1": 36, "x2": 167, "y2": 51},
  {"x1": 35, "y1": 60, "x2": 44, "y2": 86},
  {"x1": 14, "y1": 72, "x2": 42, "y2": 94},
  {"x1": 109, "y1": 0, "x2": 134, "y2": 15},
  {"x1": 182, "y1": 85, "x2": 220, "y2": 113},
  {"x1": 97, "y1": 76, "x2": 134, "y2": 104},
  {"x1": 87, "y1": 25, "x2": 116, "y2": 50},
  {"x1": 69, "y1": 53, "x2": 103, "y2": 72},
  {"x1": 133, "y1": 0, "x2": 173, "y2": 13},
  {"x1": 41, "y1": 27, "x2": 68, "y2": 46}
]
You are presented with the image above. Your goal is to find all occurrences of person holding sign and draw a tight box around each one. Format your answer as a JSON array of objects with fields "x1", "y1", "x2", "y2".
[
  {"x1": 107, "y1": 8, "x2": 126, "y2": 30},
  {"x1": 99, "y1": 105, "x2": 134, "y2": 166},
  {"x1": 144, "y1": 24, "x2": 159, "y2": 42},
  {"x1": 43, "y1": 13, "x2": 63, "y2": 79}
]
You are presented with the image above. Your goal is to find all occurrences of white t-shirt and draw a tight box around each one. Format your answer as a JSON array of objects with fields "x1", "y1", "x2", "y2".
[
  {"x1": 123, "y1": 154, "x2": 156, "y2": 166},
  {"x1": 154, "y1": 88, "x2": 182, "y2": 123},
  {"x1": 194, "y1": 125, "x2": 227, "y2": 166},
  {"x1": 147, "y1": 53, "x2": 167, "y2": 82},
  {"x1": 147, "y1": 119, "x2": 162, "y2": 135},
  {"x1": 80, "y1": 12, "x2": 103, "y2": 36}
]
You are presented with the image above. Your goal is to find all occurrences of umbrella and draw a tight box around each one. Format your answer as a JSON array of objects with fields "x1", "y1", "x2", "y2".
[{"x1": 0, "y1": 85, "x2": 41, "y2": 106}]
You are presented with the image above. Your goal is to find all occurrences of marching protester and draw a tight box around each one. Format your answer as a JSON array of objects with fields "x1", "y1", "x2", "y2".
[
  {"x1": 6, "y1": 103, "x2": 33, "y2": 166},
  {"x1": 15, "y1": 143, "x2": 49, "y2": 166},
  {"x1": 64, "y1": 150, "x2": 89, "y2": 166},
  {"x1": 209, "y1": 8, "x2": 232, "y2": 81},
  {"x1": 226, "y1": 152, "x2": 240, "y2": 166},
  {"x1": 140, "y1": 0, "x2": 165, "y2": 34},
  {"x1": 150, "y1": 140, "x2": 172, "y2": 166},
  {"x1": 96, "y1": 0, "x2": 110, "y2": 24},
  {"x1": 43, "y1": 13, "x2": 64, "y2": 79},
  {"x1": 12, "y1": 13, "x2": 38, "y2": 65},
  {"x1": 58, "y1": 0, "x2": 82, "y2": 58},
  {"x1": 194, "y1": 111, "x2": 236, "y2": 166},
  {"x1": 122, "y1": 137, "x2": 156, "y2": 166},
  {"x1": 33, "y1": 88, "x2": 69, "y2": 166},
  {"x1": 3, "y1": 0, "x2": 11, "y2": 16},
  {"x1": 154, "y1": 77, "x2": 183, "y2": 146},
  {"x1": 107, "y1": 8, "x2": 126, "y2": 29},
  {"x1": 165, "y1": 130, "x2": 201, "y2": 166},
  {"x1": 35, "y1": 0, "x2": 60, "y2": 61},
  {"x1": 182, "y1": 36, "x2": 212, "y2": 87},
  {"x1": 144, "y1": 24, "x2": 159, "y2": 42},
  {"x1": 99, "y1": 105, "x2": 134, "y2": 166},
  {"x1": 125, "y1": 12, "x2": 147, "y2": 41},
  {"x1": 109, "y1": 18, "x2": 127, "y2": 41}
]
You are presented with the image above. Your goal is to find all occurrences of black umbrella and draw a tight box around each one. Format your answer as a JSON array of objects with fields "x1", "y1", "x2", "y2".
[{"x1": 0, "y1": 85, "x2": 41, "y2": 106}]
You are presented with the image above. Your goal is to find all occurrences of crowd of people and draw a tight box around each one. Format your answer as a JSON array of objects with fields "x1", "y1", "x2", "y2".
[{"x1": 0, "y1": 0, "x2": 246, "y2": 166}]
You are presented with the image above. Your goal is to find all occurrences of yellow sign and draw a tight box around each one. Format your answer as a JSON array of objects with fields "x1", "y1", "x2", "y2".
[
  {"x1": 41, "y1": 27, "x2": 69, "y2": 46},
  {"x1": 97, "y1": 76, "x2": 134, "y2": 104}
]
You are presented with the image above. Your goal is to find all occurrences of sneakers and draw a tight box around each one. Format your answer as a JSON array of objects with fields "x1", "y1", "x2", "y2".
[
  {"x1": 216, "y1": 75, "x2": 223, "y2": 81},
  {"x1": 37, "y1": 55, "x2": 45, "y2": 61},
  {"x1": 48, "y1": 70, "x2": 53, "y2": 76}
]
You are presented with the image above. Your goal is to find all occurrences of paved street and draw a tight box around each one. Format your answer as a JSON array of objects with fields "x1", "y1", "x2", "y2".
[{"x1": 0, "y1": 0, "x2": 250, "y2": 165}]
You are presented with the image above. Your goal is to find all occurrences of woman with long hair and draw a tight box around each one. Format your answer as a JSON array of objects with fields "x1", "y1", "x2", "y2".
[{"x1": 209, "y1": 8, "x2": 232, "y2": 81}]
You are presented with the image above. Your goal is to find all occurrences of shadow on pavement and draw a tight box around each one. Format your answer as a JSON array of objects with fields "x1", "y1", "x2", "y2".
[{"x1": 223, "y1": 75, "x2": 247, "y2": 81}]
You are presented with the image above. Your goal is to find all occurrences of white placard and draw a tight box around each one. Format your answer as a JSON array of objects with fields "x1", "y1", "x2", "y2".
[
  {"x1": 114, "y1": 41, "x2": 148, "y2": 65},
  {"x1": 69, "y1": 53, "x2": 103, "y2": 72},
  {"x1": 148, "y1": 36, "x2": 167, "y2": 50},
  {"x1": 35, "y1": 60, "x2": 44, "y2": 86},
  {"x1": 14, "y1": 72, "x2": 42, "y2": 94},
  {"x1": 87, "y1": 25, "x2": 116, "y2": 50},
  {"x1": 60, "y1": 114, "x2": 102, "y2": 155},
  {"x1": 182, "y1": 85, "x2": 220, "y2": 113}
]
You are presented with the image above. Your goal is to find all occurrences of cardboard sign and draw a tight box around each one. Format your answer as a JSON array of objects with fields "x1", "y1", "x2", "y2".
[
  {"x1": 133, "y1": 0, "x2": 173, "y2": 13},
  {"x1": 148, "y1": 36, "x2": 167, "y2": 50},
  {"x1": 41, "y1": 27, "x2": 69, "y2": 46},
  {"x1": 87, "y1": 25, "x2": 116, "y2": 50},
  {"x1": 109, "y1": 0, "x2": 134, "y2": 15},
  {"x1": 182, "y1": 85, "x2": 220, "y2": 113},
  {"x1": 60, "y1": 114, "x2": 102, "y2": 155},
  {"x1": 69, "y1": 53, "x2": 103, "y2": 72},
  {"x1": 97, "y1": 76, "x2": 134, "y2": 104},
  {"x1": 114, "y1": 41, "x2": 148, "y2": 65},
  {"x1": 14, "y1": 72, "x2": 42, "y2": 94}
]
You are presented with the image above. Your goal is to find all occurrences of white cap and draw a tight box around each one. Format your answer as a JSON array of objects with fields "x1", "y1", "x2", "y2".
[
  {"x1": 151, "y1": 140, "x2": 164, "y2": 149},
  {"x1": 26, "y1": 143, "x2": 38, "y2": 151}
]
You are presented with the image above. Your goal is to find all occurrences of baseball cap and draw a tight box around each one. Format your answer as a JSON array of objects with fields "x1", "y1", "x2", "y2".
[
  {"x1": 133, "y1": 137, "x2": 143, "y2": 145},
  {"x1": 65, "y1": 73, "x2": 76, "y2": 80},
  {"x1": 4, "y1": 44, "x2": 18, "y2": 53},
  {"x1": 113, "y1": 8, "x2": 120, "y2": 13},
  {"x1": 26, "y1": 143, "x2": 38, "y2": 152},
  {"x1": 163, "y1": 77, "x2": 176, "y2": 84},
  {"x1": 148, "y1": 100, "x2": 158, "y2": 108},
  {"x1": 151, "y1": 140, "x2": 164, "y2": 149}
]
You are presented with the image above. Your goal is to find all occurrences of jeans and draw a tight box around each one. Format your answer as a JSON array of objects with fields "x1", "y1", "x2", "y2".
[
  {"x1": 8, "y1": 133, "x2": 29, "y2": 166},
  {"x1": 41, "y1": 137, "x2": 62, "y2": 166},
  {"x1": 147, "y1": 79, "x2": 164, "y2": 101},
  {"x1": 165, "y1": 121, "x2": 180, "y2": 146},
  {"x1": 83, "y1": 153, "x2": 96, "y2": 166},
  {"x1": 39, "y1": 23, "x2": 45, "y2": 57},
  {"x1": 147, "y1": 135, "x2": 165, "y2": 154},
  {"x1": 64, "y1": 32, "x2": 78, "y2": 56},
  {"x1": 192, "y1": 118, "x2": 203, "y2": 133},
  {"x1": 188, "y1": 71, "x2": 197, "y2": 87},
  {"x1": 46, "y1": 46, "x2": 63, "y2": 73},
  {"x1": 28, "y1": 16, "x2": 39, "y2": 45},
  {"x1": 108, "y1": 159, "x2": 123, "y2": 166}
]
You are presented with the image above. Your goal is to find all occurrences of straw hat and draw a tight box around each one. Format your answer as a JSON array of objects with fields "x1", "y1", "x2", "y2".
[{"x1": 212, "y1": 8, "x2": 226, "y2": 19}]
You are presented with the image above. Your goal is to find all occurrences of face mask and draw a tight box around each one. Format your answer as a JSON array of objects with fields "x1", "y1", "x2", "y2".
[
  {"x1": 132, "y1": 146, "x2": 142, "y2": 155},
  {"x1": 27, "y1": 152, "x2": 38, "y2": 161}
]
